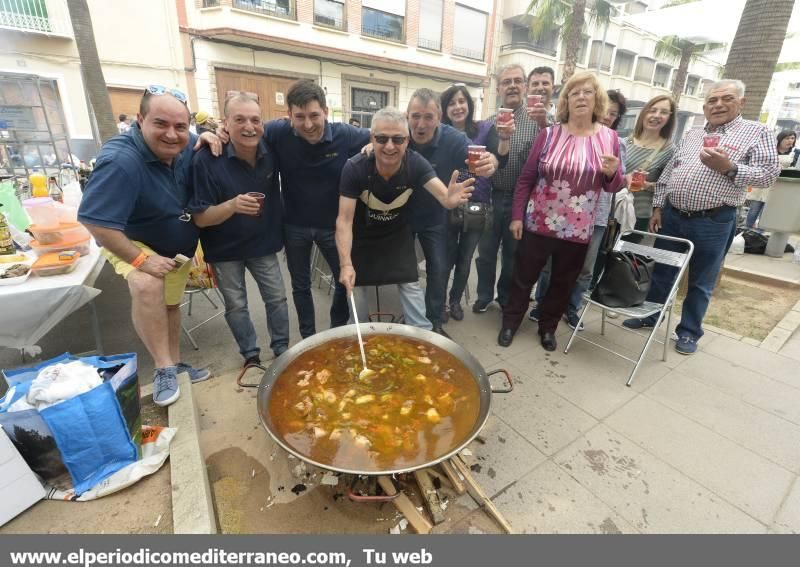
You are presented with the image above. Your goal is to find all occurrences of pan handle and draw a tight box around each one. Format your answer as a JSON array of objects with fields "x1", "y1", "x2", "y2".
[{"x1": 487, "y1": 368, "x2": 513, "y2": 393}]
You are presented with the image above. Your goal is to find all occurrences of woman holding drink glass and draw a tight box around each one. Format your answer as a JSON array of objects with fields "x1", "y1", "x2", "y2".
[
  {"x1": 499, "y1": 71, "x2": 624, "y2": 351},
  {"x1": 439, "y1": 84, "x2": 511, "y2": 321},
  {"x1": 623, "y1": 95, "x2": 676, "y2": 232}
]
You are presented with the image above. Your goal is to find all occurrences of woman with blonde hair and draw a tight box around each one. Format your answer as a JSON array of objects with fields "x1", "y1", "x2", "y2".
[
  {"x1": 499, "y1": 71, "x2": 624, "y2": 351},
  {"x1": 625, "y1": 95, "x2": 676, "y2": 232}
]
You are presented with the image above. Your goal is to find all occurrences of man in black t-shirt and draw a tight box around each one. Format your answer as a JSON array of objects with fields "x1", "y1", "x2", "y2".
[{"x1": 335, "y1": 107, "x2": 474, "y2": 329}]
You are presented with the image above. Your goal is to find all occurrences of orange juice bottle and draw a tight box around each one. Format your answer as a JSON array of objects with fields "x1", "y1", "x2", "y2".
[{"x1": 29, "y1": 169, "x2": 48, "y2": 198}]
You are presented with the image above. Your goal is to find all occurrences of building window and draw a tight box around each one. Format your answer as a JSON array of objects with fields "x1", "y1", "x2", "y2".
[
  {"x1": 685, "y1": 75, "x2": 700, "y2": 96},
  {"x1": 314, "y1": 0, "x2": 345, "y2": 29},
  {"x1": 362, "y1": 6, "x2": 404, "y2": 42},
  {"x1": 613, "y1": 51, "x2": 634, "y2": 77},
  {"x1": 232, "y1": 0, "x2": 295, "y2": 20},
  {"x1": 510, "y1": 23, "x2": 558, "y2": 57},
  {"x1": 453, "y1": 4, "x2": 487, "y2": 60},
  {"x1": 588, "y1": 41, "x2": 614, "y2": 72},
  {"x1": 634, "y1": 57, "x2": 654, "y2": 83},
  {"x1": 202, "y1": 0, "x2": 219, "y2": 6},
  {"x1": 653, "y1": 64, "x2": 671, "y2": 87},
  {"x1": 418, "y1": 0, "x2": 443, "y2": 51},
  {"x1": 0, "y1": 0, "x2": 50, "y2": 32}
]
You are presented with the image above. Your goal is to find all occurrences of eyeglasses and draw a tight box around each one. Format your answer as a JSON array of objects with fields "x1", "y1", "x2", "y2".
[
  {"x1": 500, "y1": 78, "x2": 525, "y2": 87},
  {"x1": 568, "y1": 89, "x2": 595, "y2": 99},
  {"x1": 144, "y1": 85, "x2": 188, "y2": 104},
  {"x1": 373, "y1": 135, "x2": 408, "y2": 145}
]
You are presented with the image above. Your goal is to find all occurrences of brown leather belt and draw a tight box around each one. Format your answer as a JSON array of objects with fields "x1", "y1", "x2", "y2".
[{"x1": 668, "y1": 202, "x2": 734, "y2": 219}]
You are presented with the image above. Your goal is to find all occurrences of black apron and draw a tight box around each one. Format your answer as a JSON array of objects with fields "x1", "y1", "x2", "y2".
[{"x1": 352, "y1": 223, "x2": 417, "y2": 287}]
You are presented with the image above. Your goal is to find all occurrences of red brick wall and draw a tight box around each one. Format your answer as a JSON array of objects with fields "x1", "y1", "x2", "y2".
[
  {"x1": 405, "y1": 0, "x2": 419, "y2": 47},
  {"x1": 347, "y1": 0, "x2": 362, "y2": 34},
  {"x1": 297, "y1": 0, "x2": 312, "y2": 23},
  {"x1": 442, "y1": 0, "x2": 454, "y2": 55}
]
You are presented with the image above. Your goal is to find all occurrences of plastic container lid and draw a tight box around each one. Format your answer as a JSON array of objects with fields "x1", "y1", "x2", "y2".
[
  {"x1": 28, "y1": 221, "x2": 83, "y2": 234},
  {"x1": 31, "y1": 233, "x2": 90, "y2": 249},
  {"x1": 33, "y1": 251, "x2": 81, "y2": 268}
]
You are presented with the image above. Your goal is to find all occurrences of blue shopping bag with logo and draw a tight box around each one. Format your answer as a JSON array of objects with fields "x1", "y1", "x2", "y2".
[{"x1": 0, "y1": 353, "x2": 141, "y2": 495}]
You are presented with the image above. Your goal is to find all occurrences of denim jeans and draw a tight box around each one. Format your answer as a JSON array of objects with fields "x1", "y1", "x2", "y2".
[
  {"x1": 284, "y1": 223, "x2": 349, "y2": 338},
  {"x1": 351, "y1": 282, "x2": 432, "y2": 330},
  {"x1": 475, "y1": 194, "x2": 517, "y2": 307},
  {"x1": 446, "y1": 223, "x2": 483, "y2": 305},
  {"x1": 745, "y1": 200, "x2": 765, "y2": 228},
  {"x1": 535, "y1": 225, "x2": 606, "y2": 316},
  {"x1": 647, "y1": 205, "x2": 737, "y2": 340},
  {"x1": 211, "y1": 254, "x2": 290, "y2": 359},
  {"x1": 414, "y1": 223, "x2": 448, "y2": 327}
]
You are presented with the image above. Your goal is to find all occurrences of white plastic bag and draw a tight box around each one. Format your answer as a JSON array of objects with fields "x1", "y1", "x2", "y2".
[{"x1": 730, "y1": 233, "x2": 745, "y2": 255}]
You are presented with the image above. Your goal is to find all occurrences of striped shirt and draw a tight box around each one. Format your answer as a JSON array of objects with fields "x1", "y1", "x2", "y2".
[
  {"x1": 624, "y1": 138, "x2": 674, "y2": 218},
  {"x1": 653, "y1": 115, "x2": 779, "y2": 211},
  {"x1": 489, "y1": 104, "x2": 540, "y2": 198}
]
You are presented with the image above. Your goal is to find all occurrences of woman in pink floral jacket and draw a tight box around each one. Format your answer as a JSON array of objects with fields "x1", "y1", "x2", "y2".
[{"x1": 499, "y1": 71, "x2": 624, "y2": 351}]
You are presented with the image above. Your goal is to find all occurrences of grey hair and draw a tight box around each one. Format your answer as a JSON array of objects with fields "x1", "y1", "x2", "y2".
[
  {"x1": 495, "y1": 63, "x2": 526, "y2": 82},
  {"x1": 370, "y1": 107, "x2": 408, "y2": 133},
  {"x1": 705, "y1": 79, "x2": 746, "y2": 98},
  {"x1": 408, "y1": 88, "x2": 441, "y2": 112},
  {"x1": 223, "y1": 92, "x2": 260, "y2": 117}
]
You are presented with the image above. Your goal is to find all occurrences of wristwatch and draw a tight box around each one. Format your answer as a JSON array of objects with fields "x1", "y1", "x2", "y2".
[{"x1": 725, "y1": 164, "x2": 738, "y2": 179}]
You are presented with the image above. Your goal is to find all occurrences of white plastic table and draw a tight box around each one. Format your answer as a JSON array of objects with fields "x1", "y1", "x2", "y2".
[{"x1": 0, "y1": 242, "x2": 106, "y2": 352}]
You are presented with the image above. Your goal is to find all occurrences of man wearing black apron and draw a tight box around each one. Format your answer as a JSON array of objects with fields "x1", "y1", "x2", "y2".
[{"x1": 336, "y1": 108, "x2": 475, "y2": 328}]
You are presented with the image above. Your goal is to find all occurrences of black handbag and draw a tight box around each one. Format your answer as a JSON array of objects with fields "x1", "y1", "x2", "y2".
[
  {"x1": 449, "y1": 201, "x2": 492, "y2": 232},
  {"x1": 591, "y1": 250, "x2": 655, "y2": 308}
]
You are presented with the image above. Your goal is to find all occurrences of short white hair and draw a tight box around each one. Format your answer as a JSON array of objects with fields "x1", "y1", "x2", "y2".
[
  {"x1": 495, "y1": 63, "x2": 526, "y2": 82},
  {"x1": 370, "y1": 107, "x2": 408, "y2": 133},
  {"x1": 706, "y1": 79, "x2": 746, "y2": 99}
]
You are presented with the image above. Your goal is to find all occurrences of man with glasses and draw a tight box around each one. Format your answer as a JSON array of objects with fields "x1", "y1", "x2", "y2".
[
  {"x1": 623, "y1": 79, "x2": 779, "y2": 355},
  {"x1": 190, "y1": 93, "x2": 289, "y2": 368},
  {"x1": 79, "y1": 85, "x2": 222, "y2": 407},
  {"x1": 336, "y1": 108, "x2": 474, "y2": 328},
  {"x1": 263, "y1": 80, "x2": 370, "y2": 339},
  {"x1": 405, "y1": 88, "x2": 497, "y2": 334},
  {"x1": 473, "y1": 64, "x2": 540, "y2": 313}
]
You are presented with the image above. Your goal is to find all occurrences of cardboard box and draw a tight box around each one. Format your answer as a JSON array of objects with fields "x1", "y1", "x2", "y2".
[{"x1": 0, "y1": 424, "x2": 45, "y2": 527}]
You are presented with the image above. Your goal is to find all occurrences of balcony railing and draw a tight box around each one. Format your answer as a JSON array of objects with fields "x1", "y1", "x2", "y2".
[
  {"x1": 418, "y1": 37, "x2": 441, "y2": 51},
  {"x1": 232, "y1": 0, "x2": 295, "y2": 20},
  {"x1": 361, "y1": 22, "x2": 403, "y2": 42},
  {"x1": 313, "y1": 12, "x2": 343, "y2": 30},
  {"x1": 499, "y1": 42, "x2": 557, "y2": 57},
  {"x1": 0, "y1": 0, "x2": 71, "y2": 35},
  {"x1": 452, "y1": 45, "x2": 485, "y2": 61},
  {"x1": 202, "y1": 0, "x2": 219, "y2": 7}
]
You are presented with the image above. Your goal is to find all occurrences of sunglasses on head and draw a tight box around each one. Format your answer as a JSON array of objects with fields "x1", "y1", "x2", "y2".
[
  {"x1": 144, "y1": 85, "x2": 188, "y2": 104},
  {"x1": 373, "y1": 135, "x2": 407, "y2": 145}
]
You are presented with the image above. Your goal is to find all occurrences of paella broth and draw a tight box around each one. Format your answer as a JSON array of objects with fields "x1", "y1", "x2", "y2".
[{"x1": 268, "y1": 335, "x2": 481, "y2": 472}]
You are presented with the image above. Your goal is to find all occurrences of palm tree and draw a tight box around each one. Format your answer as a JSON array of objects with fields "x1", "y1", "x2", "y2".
[
  {"x1": 723, "y1": 0, "x2": 795, "y2": 121},
  {"x1": 654, "y1": 36, "x2": 707, "y2": 106},
  {"x1": 526, "y1": 0, "x2": 614, "y2": 84},
  {"x1": 66, "y1": 0, "x2": 117, "y2": 144}
]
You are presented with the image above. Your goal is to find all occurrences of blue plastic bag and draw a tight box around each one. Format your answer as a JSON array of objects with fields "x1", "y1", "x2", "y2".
[{"x1": 0, "y1": 353, "x2": 141, "y2": 495}]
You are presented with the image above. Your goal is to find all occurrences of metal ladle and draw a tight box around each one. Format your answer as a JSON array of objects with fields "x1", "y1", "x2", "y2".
[{"x1": 349, "y1": 292, "x2": 375, "y2": 380}]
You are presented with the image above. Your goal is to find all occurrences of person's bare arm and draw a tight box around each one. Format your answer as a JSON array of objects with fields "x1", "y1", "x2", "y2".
[
  {"x1": 335, "y1": 196, "x2": 357, "y2": 293},
  {"x1": 193, "y1": 194, "x2": 260, "y2": 227},
  {"x1": 423, "y1": 171, "x2": 475, "y2": 209},
  {"x1": 82, "y1": 224, "x2": 175, "y2": 277}
]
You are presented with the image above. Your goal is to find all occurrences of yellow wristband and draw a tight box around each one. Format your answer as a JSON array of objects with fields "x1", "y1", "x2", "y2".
[{"x1": 130, "y1": 252, "x2": 148, "y2": 269}]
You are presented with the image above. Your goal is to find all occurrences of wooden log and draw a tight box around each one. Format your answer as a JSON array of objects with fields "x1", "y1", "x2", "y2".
[
  {"x1": 377, "y1": 475, "x2": 432, "y2": 534},
  {"x1": 451, "y1": 457, "x2": 514, "y2": 534},
  {"x1": 439, "y1": 460, "x2": 466, "y2": 495},
  {"x1": 414, "y1": 469, "x2": 447, "y2": 525}
]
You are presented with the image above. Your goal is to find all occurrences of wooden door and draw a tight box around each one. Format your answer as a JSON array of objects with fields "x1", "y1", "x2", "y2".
[
  {"x1": 108, "y1": 87, "x2": 142, "y2": 120},
  {"x1": 215, "y1": 69, "x2": 299, "y2": 121}
]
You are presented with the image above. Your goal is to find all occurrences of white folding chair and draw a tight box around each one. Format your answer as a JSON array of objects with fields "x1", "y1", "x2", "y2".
[
  {"x1": 563, "y1": 229, "x2": 694, "y2": 386},
  {"x1": 180, "y1": 248, "x2": 225, "y2": 350}
]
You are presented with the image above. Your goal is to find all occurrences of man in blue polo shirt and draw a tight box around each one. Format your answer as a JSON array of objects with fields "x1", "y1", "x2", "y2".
[
  {"x1": 406, "y1": 89, "x2": 497, "y2": 334},
  {"x1": 79, "y1": 86, "x2": 221, "y2": 407},
  {"x1": 191, "y1": 93, "x2": 289, "y2": 367},
  {"x1": 263, "y1": 80, "x2": 370, "y2": 339}
]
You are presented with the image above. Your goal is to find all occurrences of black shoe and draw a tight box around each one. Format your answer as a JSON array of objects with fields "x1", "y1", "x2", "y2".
[
  {"x1": 432, "y1": 326, "x2": 451, "y2": 338},
  {"x1": 540, "y1": 332, "x2": 557, "y2": 352},
  {"x1": 498, "y1": 328, "x2": 514, "y2": 347},
  {"x1": 472, "y1": 300, "x2": 491, "y2": 313},
  {"x1": 449, "y1": 301, "x2": 464, "y2": 321},
  {"x1": 243, "y1": 355, "x2": 261, "y2": 368}
]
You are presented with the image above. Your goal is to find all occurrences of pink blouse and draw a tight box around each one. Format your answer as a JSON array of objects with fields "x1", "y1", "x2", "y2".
[{"x1": 512, "y1": 124, "x2": 624, "y2": 244}]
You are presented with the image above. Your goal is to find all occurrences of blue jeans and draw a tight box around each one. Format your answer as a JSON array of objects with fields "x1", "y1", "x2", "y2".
[
  {"x1": 211, "y1": 254, "x2": 290, "y2": 358},
  {"x1": 446, "y1": 223, "x2": 483, "y2": 305},
  {"x1": 745, "y1": 201, "x2": 765, "y2": 228},
  {"x1": 475, "y1": 195, "x2": 517, "y2": 306},
  {"x1": 647, "y1": 205, "x2": 737, "y2": 340},
  {"x1": 414, "y1": 223, "x2": 448, "y2": 327},
  {"x1": 351, "y1": 282, "x2": 432, "y2": 330},
  {"x1": 284, "y1": 223, "x2": 349, "y2": 338},
  {"x1": 535, "y1": 225, "x2": 606, "y2": 316}
]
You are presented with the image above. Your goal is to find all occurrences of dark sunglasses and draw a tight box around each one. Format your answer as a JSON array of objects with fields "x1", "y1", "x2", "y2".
[
  {"x1": 373, "y1": 135, "x2": 407, "y2": 145},
  {"x1": 144, "y1": 84, "x2": 188, "y2": 104}
]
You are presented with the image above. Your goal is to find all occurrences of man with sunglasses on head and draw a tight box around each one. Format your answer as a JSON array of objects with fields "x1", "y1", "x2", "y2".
[
  {"x1": 336, "y1": 108, "x2": 474, "y2": 328},
  {"x1": 405, "y1": 88, "x2": 498, "y2": 335},
  {"x1": 79, "y1": 85, "x2": 222, "y2": 407},
  {"x1": 190, "y1": 93, "x2": 289, "y2": 368}
]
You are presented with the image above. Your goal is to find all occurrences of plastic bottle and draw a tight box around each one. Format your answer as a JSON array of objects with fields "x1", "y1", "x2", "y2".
[
  {"x1": 730, "y1": 233, "x2": 745, "y2": 255},
  {"x1": 29, "y1": 168, "x2": 48, "y2": 198},
  {"x1": 0, "y1": 181, "x2": 31, "y2": 231},
  {"x1": 47, "y1": 176, "x2": 63, "y2": 203},
  {"x1": 62, "y1": 180, "x2": 83, "y2": 209}
]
